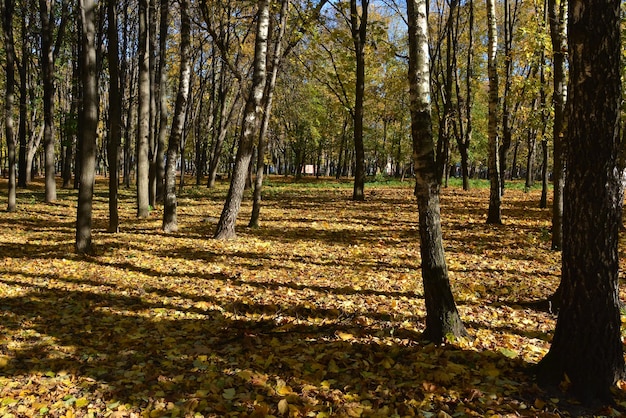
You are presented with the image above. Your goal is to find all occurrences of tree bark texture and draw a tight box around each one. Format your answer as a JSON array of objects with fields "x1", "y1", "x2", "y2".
[
  {"x1": 17, "y1": 14, "x2": 28, "y2": 188},
  {"x1": 39, "y1": 0, "x2": 57, "y2": 203},
  {"x1": 162, "y1": 0, "x2": 191, "y2": 233},
  {"x1": 214, "y1": 0, "x2": 269, "y2": 240},
  {"x1": 107, "y1": 0, "x2": 121, "y2": 233},
  {"x1": 536, "y1": 0, "x2": 624, "y2": 403},
  {"x1": 75, "y1": 0, "x2": 98, "y2": 255},
  {"x1": 2, "y1": 0, "x2": 17, "y2": 212},
  {"x1": 250, "y1": 0, "x2": 289, "y2": 228},
  {"x1": 350, "y1": 0, "x2": 368, "y2": 201},
  {"x1": 407, "y1": 0, "x2": 467, "y2": 343},
  {"x1": 548, "y1": 0, "x2": 567, "y2": 250},
  {"x1": 155, "y1": 0, "x2": 170, "y2": 204},
  {"x1": 137, "y1": 0, "x2": 151, "y2": 218},
  {"x1": 486, "y1": 0, "x2": 501, "y2": 224}
]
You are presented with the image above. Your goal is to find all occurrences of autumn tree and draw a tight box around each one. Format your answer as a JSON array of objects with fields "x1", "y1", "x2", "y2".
[
  {"x1": 407, "y1": 0, "x2": 467, "y2": 342},
  {"x1": 548, "y1": 0, "x2": 566, "y2": 250},
  {"x1": 107, "y1": 0, "x2": 122, "y2": 233},
  {"x1": 137, "y1": 0, "x2": 151, "y2": 218},
  {"x1": 162, "y1": 0, "x2": 192, "y2": 233},
  {"x1": 250, "y1": 0, "x2": 289, "y2": 228},
  {"x1": 485, "y1": 0, "x2": 501, "y2": 224},
  {"x1": 2, "y1": 0, "x2": 17, "y2": 212},
  {"x1": 39, "y1": 0, "x2": 70, "y2": 203},
  {"x1": 347, "y1": 0, "x2": 368, "y2": 200},
  {"x1": 212, "y1": 0, "x2": 270, "y2": 240},
  {"x1": 75, "y1": 0, "x2": 98, "y2": 255},
  {"x1": 536, "y1": 0, "x2": 624, "y2": 403}
]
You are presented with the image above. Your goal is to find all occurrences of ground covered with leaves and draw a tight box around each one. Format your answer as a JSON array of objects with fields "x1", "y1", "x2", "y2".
[{"x1": 1, "y1": 177, "x2": 625, "y2": 418}]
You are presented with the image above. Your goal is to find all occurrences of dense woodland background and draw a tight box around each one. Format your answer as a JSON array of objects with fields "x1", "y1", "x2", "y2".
[{"x1": 0, "y1": 0, "x2": 568, "y2": 198}]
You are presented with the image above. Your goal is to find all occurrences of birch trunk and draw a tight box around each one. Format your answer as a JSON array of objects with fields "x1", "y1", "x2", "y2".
[
  {"x1": 407, "y1": 0, "x2": 467, "y2": 342},
  {"x1": 214, "y1": 0, "x2": 269, "y2": 240}
]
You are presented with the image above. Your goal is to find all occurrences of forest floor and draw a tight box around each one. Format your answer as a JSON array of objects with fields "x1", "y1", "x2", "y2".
[{"x1": 0, "y1": 176, "x2": 625, "y2": 418}]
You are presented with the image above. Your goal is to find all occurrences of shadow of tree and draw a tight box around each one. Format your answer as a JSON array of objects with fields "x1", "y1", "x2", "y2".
[{"x1": 0, "y1": 285, "x2": 538, "y2": 416}]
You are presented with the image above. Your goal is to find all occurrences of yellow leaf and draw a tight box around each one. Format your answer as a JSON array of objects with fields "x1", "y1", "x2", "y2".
[
  {"x1": 75, "y1": 398, "x2": 89, "y2": 408},
  {"x1": 276, "y1": 379, "x2": 293, "y2": 396},
  {"x1": 336, "y1": 331, "x2": 353, "y2": 341},
  {"x1": 534, "y1": 398, "x2": 546, "y2": 409},
  {"x1": 278, "y1": 399, "x2": 289, "y2": 415},
  {"x1": 0, "y1": 355, "x2": 10, "y2": 368},
  {"x1": 277, "y1": 385, "x2": 293, "y2": 396}
]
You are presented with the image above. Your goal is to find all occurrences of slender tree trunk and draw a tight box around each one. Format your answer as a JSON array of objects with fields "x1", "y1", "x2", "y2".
[
  {"x1": 155, "y1": 0, "x2": 169, "y2": 204},
  {"x1": 536, "y1": 0, "x2": 624, "y2": 403},
  {"x1": 214, "y1": 1, "x2": 269, "y2": 240},
  {"x1": 548, "y1": 0, "x2": 567, "y2": 250},
  {"x1": 540, "y1": 138, "x2": 549, "y2": 208},
  {"x1": 499, "y1": 0, "x2": 520, "y2": 195},
  {"x1": 148, "y1": 0, "x2": 158, "y2": 208},
  {"x1": 350, "y1": 0, "x2": 368, "y2": 201},
  {"x1": 162, "y1": 0, "x2": 191, "y2": 233},
  {"x1": 486, "y1": 0, "x2": 502, "y2": 224},
  {"x1": 137, "y1": 0, "x2": 151, "y2": 218},
  {"x1": 76, "y1": 0, "x2": 98, "y2": 255},
  {"x1": 2, "y1": 0, "x2": 17, "y2": 212},
  {"x1": 39, "y1": 0, "x2": 58, "y2": 202},
  {"x1": 17, "y1": 14, "x2": 28, "y2": 188},
  {"x1": 407, "y1": 0, "x2": 467, "y2": 343},
  {"x1": 250, "y1": 0, "x2": 289, "y2": 228},
  {"x1": 107, "y1": 0, "x2": 122, "y2": 233}
]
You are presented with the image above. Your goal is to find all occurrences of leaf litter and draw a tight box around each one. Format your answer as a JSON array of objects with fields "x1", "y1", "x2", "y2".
[{"x1": 0, "y1": 177, "x2": 625, "y2": 417}]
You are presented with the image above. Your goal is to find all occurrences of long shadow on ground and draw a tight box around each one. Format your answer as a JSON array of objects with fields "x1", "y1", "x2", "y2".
[{"x1": 0, "y1": 283, "x2": 547, "y2": 417}]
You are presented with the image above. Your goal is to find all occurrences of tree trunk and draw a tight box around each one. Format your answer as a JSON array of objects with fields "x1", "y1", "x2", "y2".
[
  {"x1": 536, "y1": 0, "x2": 624, "y2": 403},
  {"x1": 350, "y1": 0, "x2": 368, "y2": 201},
  {"x1": 540, "y1": 138, "x2": 549, "y2": 208},
  {"x1": 39, "y1": 0, "x2": 58, "y2": 202},
  {"x1": 155, "y1": 0, "x2": 169, "y2": 204},
  {"x1": 250, "y1": 0, "x2": 289, "y2": 229},
  {"x1": 214, "y1": 0, "x2": 270, "y2": 240},
  {"x1": 162, "y1": 0, "x2": 191, "y2": 233},
  {"x1": 548, "y1": 0, "x2": 567, "y2": 250},
  {"x1": 3, "y1": 0, "x2": 17, "y2": 212},
  {"x1": 407, "y1": 0, "x2": 467, "y2": 343},
  {"x1": 137, "y1": 0, "x2": 151, "y2": 218},
  {"x1": 107, "y1": 0, "x2": 122, "y2": 233},
  {"x1": 76, "y1": 0, "x2": 98, "y2": 255},
  {"x1": 486, "y1": 0, "x2": 502, "y2": 224},
  {"x1": 148, "y1": 0, "x2": 158, "y2": 208},
  {"x1": 17, "y1": 14, "x2": 28, "y2": 188}
]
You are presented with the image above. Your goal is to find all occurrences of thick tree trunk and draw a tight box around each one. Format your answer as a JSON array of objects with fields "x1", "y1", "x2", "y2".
[
  {"x1": 548, "y1": 0, "x2": 567, "y2": 250},
  {"x1": 3, "y1": 0, "x2": 17, "y2": 212},
  {"x1": 162, "y1": 0, "x2": 191, "y2": 233},
  {"x1": 107, "y1": 0, "x2": 122, "y2": 233},
  {"x1": 486, "y1": 0, "x2": 501, "y2": 224},
  {"x1": 76, "y1": 0, "x2": 98, "y2": 255},
  {"x1": 536, "y1": 0, "x2": 624, "y2": 403},
  {"x1": 407, "y1": 0, "x2": 467, "y2": 343},
  {"x1": 137, "y1": 0, "x2": 151, "y2": 218},
  {"x1": 214, "y1": 1, "x2": 269, "y2": 240}
]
